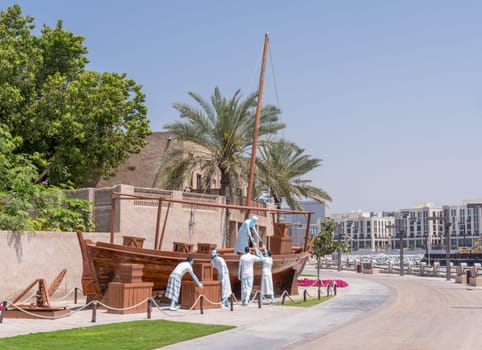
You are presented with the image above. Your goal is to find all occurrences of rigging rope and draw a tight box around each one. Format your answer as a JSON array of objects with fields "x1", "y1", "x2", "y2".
[{"x1": 188, "y1": 204, "x2": 195, "y2": 242}]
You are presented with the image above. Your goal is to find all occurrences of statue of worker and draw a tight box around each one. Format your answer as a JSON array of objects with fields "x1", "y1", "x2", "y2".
[
  {"x1": 165, "y1": 257, "x2": 203, "y2": 311},
  {"x1": 261, "y1": 250, "x2": 275, "y2": 304},
  {"x1": 238, "y1": 246, "x2": 262, "y2": 305},
  {"x1": 234, "y1": 215, "x2": 262, "y2": 254},
  {"x1": 211, "y1": 249, "x2": 232, "y2": 307}
]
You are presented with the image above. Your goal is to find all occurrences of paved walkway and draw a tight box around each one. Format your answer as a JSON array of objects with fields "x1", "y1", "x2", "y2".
[
  {"x1": 0, "y1": 268, "x2": 388, "y2": 348},
  {"x1": 161, "y1": 269, "x2": 388, "y2": 350},
  {"x1": 2, "y1": 267, "x2": 482, "y2": 349},
  {"x1": 292, "y1": 272, "x2": 482, "y2": 350}
]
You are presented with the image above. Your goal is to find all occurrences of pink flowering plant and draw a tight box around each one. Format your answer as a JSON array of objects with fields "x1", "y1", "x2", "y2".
[{"x1": 297, "y1": 278, "x2": 348, "y2": 288}]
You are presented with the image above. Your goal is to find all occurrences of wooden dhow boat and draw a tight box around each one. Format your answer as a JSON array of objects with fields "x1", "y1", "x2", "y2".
[
  {"x1": 77, "y1": 33, "x2": 315, "y2": 302},
  {"x1": 77, "y1": 191, "x2": 313, "y2": 300}
]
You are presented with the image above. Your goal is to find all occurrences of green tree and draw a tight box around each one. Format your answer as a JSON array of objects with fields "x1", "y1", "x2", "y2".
[
  {"x1": 159, "y1": 87, "x2": 284, "y2": 247},
  {"x1": 310, "y1": 218, "x2": 348, "y2": 286},
  {"x1": 256, "y1": 138, "x2": 331, "y2": 210},
  {"x1": 0, "y1": 5, "x2": 151, "y2": 187},
  {"x1": 159, "y1": 87, "x2": 284, "y2": 201},
  {"x1": 0, "y1": 124, "x2": 39, "y2": 231},
  {"x1": 0, "y1": 125, "x2": 94, "y2": 231}
]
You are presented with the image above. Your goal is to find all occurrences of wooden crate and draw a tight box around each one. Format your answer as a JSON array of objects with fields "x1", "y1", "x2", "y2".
[
  {"x1": 180, "y1": 280, "x2": 221, "y2": 310},
  {"x1": 197, "y1": 243, "x2": 216, "y2": 254},
  {"x1": 273, "y1": 223, "x2": 290, "y2": 237},
  {"x1": 270, "y1": 236, "x2": 292, "y2": 255},
  {"x1": 173, "y1": 242, "x2": 194, "y2": 252},
  {"x1": 115, "y1": 263, "x2": 144, "y2": 283},
  {"x1": 106, "y1": 281, "x2": 153, "y2": 314},
  {"x1": 122, "y1": 236, "x2": 145, "y2": 248},
  {"x1": 192, "y1": 262, "x2": 213, "y2": 281}
]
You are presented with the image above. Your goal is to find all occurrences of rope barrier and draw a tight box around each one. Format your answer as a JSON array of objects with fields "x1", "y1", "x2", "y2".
[
  {"x1": 280, "y1": 290, "x2": 295, "y2": 305},
  {"x1": 91, "y1": 301, "x2": 97, "y2": 322},
  {"x1": 147, "y1": 299, "x2": 152, "y2": 319},
  {"x1": 3, "y1": 301, "x2": 71, "y2": 320},
  {"x1": 12, "y1": 286, "x2": 84, "y2": 305},
  {"x1": 0, "y1": 301, "x2": 6, "y2": 323},
  {"x1": 149, "y1": 295, "x2": 203, "y2": 317},
  {"x1": 2, "y1": 287, "x2": 286, "y2": 324},
  {"x1": 2, "y1": 291, "x2": 222, "y2": 323},
  {"x1": 150, "y1": 298, "x2": 188, "y2": 318},
  {"x1": 249, "y1": 290, "x2": 259, "y2": 304},
  {"x1": 96, "y1": 298, "x2": 150, "y2": 312},
  {"x1": 199, "y1": 294, "x2": 223, "y2": 306},
  {"x1": 70, "y1": 300, "x2": 98, "y2": 314},
  {"x1": 50, "y1": 287, "x2": 82, "y2": 302}
]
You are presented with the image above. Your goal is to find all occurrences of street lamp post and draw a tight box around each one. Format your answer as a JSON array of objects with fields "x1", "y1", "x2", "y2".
[
  {"x1": 387, "y1": 217, "x2": 405, "y2": 277},
  {"x1": 459, "y1": 221, "x2": 466, "y2": 248},
  {"x1": 337, "y1": 224, "x2": 343, "y2": 272},
  {"x1": 428, "y1": 206, "x2": 452, "y2": 281},
  {"x1": 399, "y1": 226, "x2": 404, "y2": 276},
  {"x1": 424, "y1": 233, "x2": 431, "y2": 266}
]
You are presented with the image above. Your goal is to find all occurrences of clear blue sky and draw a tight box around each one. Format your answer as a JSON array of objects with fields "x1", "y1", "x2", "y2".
[{"x1": 8, "y1": 1, "x2": 482, "y2": 214}]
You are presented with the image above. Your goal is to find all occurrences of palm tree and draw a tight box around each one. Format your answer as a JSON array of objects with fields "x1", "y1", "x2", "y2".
[
  {"x1": 158, "y1": 87, "x2": 284, "y2": 245},
  {"x1": 255, "y1": 138, "x2": 331, "y2": 210}
]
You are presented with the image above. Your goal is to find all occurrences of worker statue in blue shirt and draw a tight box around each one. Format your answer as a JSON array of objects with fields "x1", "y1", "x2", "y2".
[{"x1": 234, "y1": 215, "x2": 262, "y2": 254}]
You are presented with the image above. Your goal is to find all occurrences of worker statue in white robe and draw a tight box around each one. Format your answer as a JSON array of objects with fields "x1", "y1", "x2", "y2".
[
  {"x1": 165, "y1": 257, "x2": 203, "y2": 311},
  {"x1": 234, "y1": 216, "x2": 262, "y2": 254},
  {"x1": 238, "y1": 246, "x2": 262, "y2": 305},
  {"x1": 211, "y1": 249, "x2": 232, "y2": 307},
  {"x1": 261, "y1": 250, "x2": 275, "y2": 304}
]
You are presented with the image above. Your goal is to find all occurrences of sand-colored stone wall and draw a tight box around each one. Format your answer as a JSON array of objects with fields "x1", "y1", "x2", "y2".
[
  {"x1": 1, "y1": 231, "x2": 110, "y2": 300},
  {"x1": 1, "y1": 186, "x2": 275, "y2": 300}
]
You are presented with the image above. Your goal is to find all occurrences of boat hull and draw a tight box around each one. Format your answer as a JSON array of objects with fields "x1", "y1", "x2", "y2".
[{"x1": 78, "y1": 234, "x2": 309, "y2": 300}]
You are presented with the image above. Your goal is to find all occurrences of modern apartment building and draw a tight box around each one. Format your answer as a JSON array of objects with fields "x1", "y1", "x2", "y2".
[
  {"x1": 332, "y1": 200, "x2": 482, "y2": 252},
  {"x1": 330, "y1": 211, "x2": 395, "y2": 251},
  {"x1": 446, "y1": 200, "x2": 482, "y2": 248}
]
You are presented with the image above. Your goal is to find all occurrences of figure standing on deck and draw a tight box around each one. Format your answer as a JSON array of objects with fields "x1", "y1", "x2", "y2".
[
  {"x1": 261, "y1": 250, "x2": 275, "y2": 304},
  {"x1": 211, "y1": 249, "x2": 232, "y2": 307},
  {"x1": 234, "y1": 216, "x2": 262, "y2": 254},
  {"x1": 238, "y1": 246, "x2": 262, "y2": 305},
  {"x1": 165, "y1": 257, "x2": 203, "y2": 311}
]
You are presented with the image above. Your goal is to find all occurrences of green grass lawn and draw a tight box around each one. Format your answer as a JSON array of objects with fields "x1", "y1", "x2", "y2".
[
  {"x1": 277, "y1": 295, "x2": 333, "y2": 307},
  {"x1": 0, "y1": 320, "x2": 234, "y2": 350}
]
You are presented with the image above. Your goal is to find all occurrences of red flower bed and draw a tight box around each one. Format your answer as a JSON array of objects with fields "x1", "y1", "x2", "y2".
[{"x1": 297, "y1": 278, "x2": 349, "y2": 288}]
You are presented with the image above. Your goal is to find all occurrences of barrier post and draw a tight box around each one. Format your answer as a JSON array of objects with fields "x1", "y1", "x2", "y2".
[
  {"x1": 0, "y1": 301, "x2": 7, "y2": 324},
  {"x1": 200, "y1": 295, "x2": 204, "y2": 315},
  {"x1": 74, "y1": 287, "x2": 78, "y2": 304},
  {"x1": 327, "y1": 285, "x2": 331, "y2": 296},
  {"x1": 334, "y1": 283, "x2": 337, "y2": 296},
  {"x1": 230, "y1": 295, "x2": 233, "y2": 312},
  {"x1": 281, "y1": 293, "x2": 286, "y2": 305},
  {"x1": 258, "y1": 291, "x2": 262, "y2": 308},
  {"x1": 91, "y1": 301, "x2": 97, "y2": 323},
  {"x1": 303, "y1": 289, "x2": 307, "y2": 302},
  {"x1": 147, "y1": 299, "x2": 152, "y2": 319}
]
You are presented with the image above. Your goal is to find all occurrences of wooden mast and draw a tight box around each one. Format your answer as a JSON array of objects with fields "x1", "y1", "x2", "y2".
[{"x1": 246, "y1": 32, "x2": 269, "y2": 212}]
